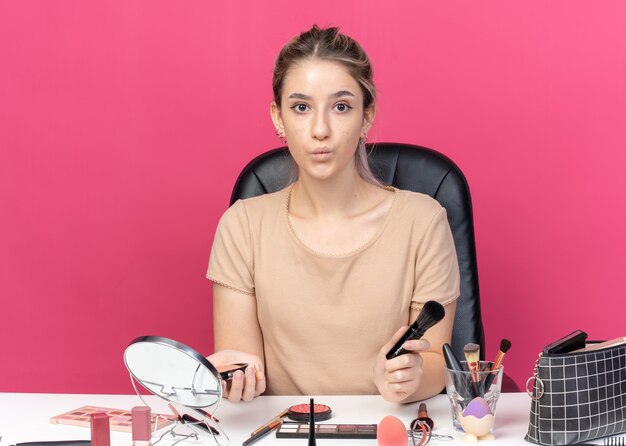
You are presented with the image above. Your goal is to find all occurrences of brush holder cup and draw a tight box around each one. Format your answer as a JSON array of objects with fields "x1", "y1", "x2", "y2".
[{"x1": 444, "y1": 361, "x2": 503, "y2": 438}]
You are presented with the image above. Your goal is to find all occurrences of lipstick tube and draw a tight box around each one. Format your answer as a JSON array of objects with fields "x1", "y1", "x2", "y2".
[
  {"x1": 132, "y1": 406, "x2": 152, "y2": 446},
  {"x1": 90, "y1": 412, "x2": 110, "y2": 446}
]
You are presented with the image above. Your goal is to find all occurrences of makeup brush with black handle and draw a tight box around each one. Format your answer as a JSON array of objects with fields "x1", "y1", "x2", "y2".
[{"x1": 386, "y1": 300, "x2": 445, "y2": 360}]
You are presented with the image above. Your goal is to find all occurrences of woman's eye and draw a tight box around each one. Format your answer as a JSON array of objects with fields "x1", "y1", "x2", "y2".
[
  {"x1": 292, "y1": 103, "x2": 310, "y2": 113},
  {"x1": 334, "y1": 103, "x2": 352, "y2": 113}
]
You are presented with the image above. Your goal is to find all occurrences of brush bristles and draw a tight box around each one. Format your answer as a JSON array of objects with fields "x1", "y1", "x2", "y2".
[
  {"x1": 464, "y1": 343, "x2": 481, "y2": 385},
  {"x1": 499, "y1": 339, "x2": 512, "y2": 353},
  {"x1": 415, "y1": 301, "x2": 445, "y2": 328},
  {"x1": 463, "y1": 343, "x2": 480, "y2": 354},
  {"x1": 463, "y1": 343, "x2": 481, "y2": 363}
]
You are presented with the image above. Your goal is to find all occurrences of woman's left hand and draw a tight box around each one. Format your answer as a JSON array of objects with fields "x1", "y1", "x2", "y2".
[
  {"x1": 373, "y1": 326, "x2": 430, "y2": 403},
  {"x1": 207, "y1": 349, "x2": 266, "y2": 402}
]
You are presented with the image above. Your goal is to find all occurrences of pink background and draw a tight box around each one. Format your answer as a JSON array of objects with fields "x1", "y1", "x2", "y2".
[{"x1": 2, "y1": 1, "x2": 625, "y2": 394}]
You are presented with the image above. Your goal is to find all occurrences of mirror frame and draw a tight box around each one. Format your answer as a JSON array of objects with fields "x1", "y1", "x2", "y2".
[{"x1": 124, "y1": 335, "x2": 222, "y2": 408}]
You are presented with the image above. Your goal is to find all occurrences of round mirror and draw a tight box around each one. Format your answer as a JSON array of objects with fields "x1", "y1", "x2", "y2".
[{"x1": 124, "y1": 336, "x2": 222, "y2": 408}]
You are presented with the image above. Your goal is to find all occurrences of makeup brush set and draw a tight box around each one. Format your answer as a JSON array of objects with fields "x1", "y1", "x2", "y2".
[{"x1": 442, "y1": 339, "x2": 511, "y2": 402}]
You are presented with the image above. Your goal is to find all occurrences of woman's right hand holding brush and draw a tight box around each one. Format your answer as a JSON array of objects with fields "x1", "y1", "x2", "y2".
[{"x1": 374, "y1": 326, "x2": 430, "y2": 403}]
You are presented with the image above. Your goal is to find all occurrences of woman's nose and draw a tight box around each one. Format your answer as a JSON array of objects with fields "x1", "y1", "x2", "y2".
[{"x1": 311, "y1": 111, "x2": 330, "y2": 140}]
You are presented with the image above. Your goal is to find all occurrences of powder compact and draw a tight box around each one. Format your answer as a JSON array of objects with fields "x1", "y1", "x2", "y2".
[
  {"x1": 215, "y1": 363, "x2": 248, "y2": 381},
  {"x1": 287, "y1": 403, "x2": 332, "y2": 422}
]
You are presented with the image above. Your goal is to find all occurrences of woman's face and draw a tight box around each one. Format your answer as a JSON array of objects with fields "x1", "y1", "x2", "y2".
[{"x1": 271, "y1": 59, "x2": 374, "y2": 182}]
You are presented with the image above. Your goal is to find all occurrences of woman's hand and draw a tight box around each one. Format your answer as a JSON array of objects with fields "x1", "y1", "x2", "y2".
[
  {"x1": 373, "y1": 327, "x2": 430, "y2": 403},
  {"x1": 208, "y1": 349, "x2": 266, "y2": 403}
]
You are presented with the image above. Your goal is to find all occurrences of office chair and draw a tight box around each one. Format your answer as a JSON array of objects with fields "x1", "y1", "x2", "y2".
[{"x1": 229, "y1": 142, "x2": 518, "y2": 391}]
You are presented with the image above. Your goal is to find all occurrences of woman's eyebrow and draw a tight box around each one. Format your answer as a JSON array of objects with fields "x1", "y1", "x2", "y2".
[
  {"x1": 288, "y1": 92, "x2": 312, "y2": 100},
  {"x1": 287, "y1": 90, "x2": 355, "y2": 100},
  {"x1": 332, "y1": 90, "x2": 355, "y2": 98}
]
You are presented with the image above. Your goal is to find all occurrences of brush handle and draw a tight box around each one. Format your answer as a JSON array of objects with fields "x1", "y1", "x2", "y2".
[
  {"x1": 386, "y1": 301, "x2": 445, "y2": 360},
  {"x1": 182, "y1": 414, "x2": 220, "y2": 435},
  {"x1": 443, "y1": 344, "x2": 473, "y2": 401},
  {"x1": 308, "y1": 398, "x2": 316, "y2": 446},
  {"x1": 492, "y1": 351, "x2": 505, "y2": 370},
  {"x1": 483, "y1": 363, "x2": 502, "y2": 391},
  {"x1": 466, "y1": 360, "x2": 482, "y2": 398},
  {"x1": 386, "y1": 318, "x2": 438, "y2": 359},
  {"x1": 11, "y1": 443, "x2": 91, "y2": 446},
  {"x1": 442, "y1": 343, "x2": 463, "y2": 372},
  {"x1": 482, "y1": 351, "x2": 504, "y2": 390},
  {"x1": 386, "y1": 325, "x2": 425, "y2": 359}
]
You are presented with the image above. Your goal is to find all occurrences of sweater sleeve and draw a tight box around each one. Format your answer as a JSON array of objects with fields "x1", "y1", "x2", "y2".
[{"x1": 206, "y1": 200, "x2": 255, "y2": 295}]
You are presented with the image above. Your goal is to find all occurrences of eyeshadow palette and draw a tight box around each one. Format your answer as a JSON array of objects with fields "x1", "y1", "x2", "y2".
[
  {"x1": 50, "y1": 405, "x2": 173, "y2": 433},
  {"x1": 276, "y1": 422, "x2": 377, "y2": 439}
]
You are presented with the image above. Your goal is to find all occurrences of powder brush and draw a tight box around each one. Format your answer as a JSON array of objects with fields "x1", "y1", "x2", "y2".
[{"x1": 386, "y1": 301, "x2": 445, "y2": 360}]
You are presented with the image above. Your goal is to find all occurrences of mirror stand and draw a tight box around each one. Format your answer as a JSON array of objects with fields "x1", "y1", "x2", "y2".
[{"x1": 124, "y1": 336, "x2": 229, "y2": 445}]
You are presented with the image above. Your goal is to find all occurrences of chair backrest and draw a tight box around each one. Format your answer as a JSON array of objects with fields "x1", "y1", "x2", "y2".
[{"x1": 230, "y1": 142, "x2": 485, "y2": 363}]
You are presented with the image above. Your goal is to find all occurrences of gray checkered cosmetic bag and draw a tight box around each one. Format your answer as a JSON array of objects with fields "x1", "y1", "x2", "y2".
[{"x1": 525, "y1": 342, "x2": 626, "y2": 445}]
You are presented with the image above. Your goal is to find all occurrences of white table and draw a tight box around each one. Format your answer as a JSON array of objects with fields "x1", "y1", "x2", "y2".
[{"x1": 0, "y1": 392, "x2": 539, "y2": 445}]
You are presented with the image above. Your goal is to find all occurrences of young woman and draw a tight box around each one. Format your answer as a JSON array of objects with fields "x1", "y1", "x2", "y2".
[{"x1": 207, "y1": 26, "x2": 459, "y2": 404}]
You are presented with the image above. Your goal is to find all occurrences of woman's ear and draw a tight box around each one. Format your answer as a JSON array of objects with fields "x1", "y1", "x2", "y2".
[
  {"x1": 361, "y1": 105, "x2": 376, "y2": 138},
  {"x1": 270, "y1": 101, "x2": 284, "y2": 136}
]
